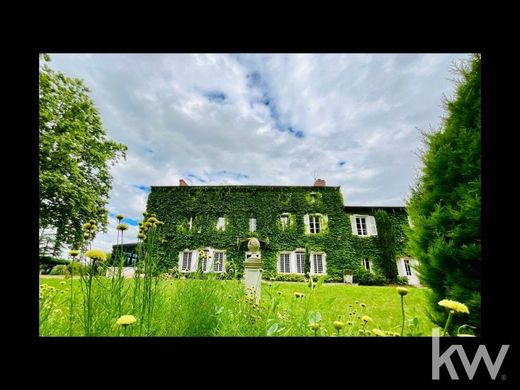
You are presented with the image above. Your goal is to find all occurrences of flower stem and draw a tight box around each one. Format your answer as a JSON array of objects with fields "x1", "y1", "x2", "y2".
[
  {"x1": 443, "y1": 311, "x2": 453, "y2": 336},
  {"x1": 400, "y1": 296, "x2": 405, "y2": 336}
]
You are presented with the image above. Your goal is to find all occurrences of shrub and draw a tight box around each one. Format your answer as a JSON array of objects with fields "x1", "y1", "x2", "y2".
[
  {"x1": 39, "y1": 256, "x2": 70, "y2": 274},
  {"x1": 67, "y1": 261, "x2": 86, "y2": 275},
  {"x1": 273, "y1": 274, "x2": 306, "y2": 283},
  {"x1": 49, "y1": 265, "x2": 69, "y2": 275},
  {"x1": 396, "y1": 276, "x2": 409, "y2": 285},
  {"x1": 354, "y1": 269, "x2": 387, "y2": 286}
]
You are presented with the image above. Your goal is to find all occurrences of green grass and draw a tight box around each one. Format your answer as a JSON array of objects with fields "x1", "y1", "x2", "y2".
[{"x1": 39, "y1": 276, "x2": 434, "y2": 336}]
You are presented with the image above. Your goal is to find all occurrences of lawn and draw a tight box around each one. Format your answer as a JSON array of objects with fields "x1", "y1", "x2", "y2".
[{"x1": 39, "y1": 276, "x2": 435, "y2": 336}]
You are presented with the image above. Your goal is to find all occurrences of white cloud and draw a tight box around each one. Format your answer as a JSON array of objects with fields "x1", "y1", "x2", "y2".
[{"x1": 48, "y1": 53, "x2": 469, "y2": 254}]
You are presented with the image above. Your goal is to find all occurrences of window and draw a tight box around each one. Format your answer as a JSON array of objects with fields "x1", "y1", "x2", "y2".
[
  {"x1": 187, "y1": 216, "x2": 193, "y2": 231},
  {"x1": 201, "y1": 249, "x2": 210, "y2": 272},
  {"x1": 280, "y1": 213, "x2": 289, "y2": 230},
  {"x1": 249, "y1": 218, "x2": 256, "y2": 232},
  {"x1": 310, "y1": 192, "x2": 317, "y2": 203},
  {"x1": 311, "y1": 253, "x2": 326, "y2": 274},
  {"x1": 278, "y1": 253, "x2": 291, "y2": 273},
  {"x1": 216, "y1": 217, "x2": 226, "y2": 231},
  {"x1": 356, "y1": 217, "x2": 368, "y2": 236},
  {"x1": 295, "y1": 251, "x2": 305, "y2": 274},
  {"x1": 362, "y1": 257, "x2": 371, "y2": 272},
  {"x1": 181, "y1": 251, "x2": 192, "y2": 272},
  {"x1": 309, "y1": 215, "x2": 321, "y2": 234},
  {"x1": 351, "y1": 215, "x2": 378, "y2": 236},
  {"x1": 214, "y1": 251, "x2": 225, "y2": 272},
  {"x1": 403, "y1": 259, "x2": 412, "y2": 276}
]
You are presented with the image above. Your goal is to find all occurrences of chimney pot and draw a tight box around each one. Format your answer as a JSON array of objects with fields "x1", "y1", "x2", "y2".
[
  {"x1": 314, "y1": 178, "x2": 326, "y2": 187},
  {"x1": 179, "y1": 179, "x2": 188, "y2": 187}
]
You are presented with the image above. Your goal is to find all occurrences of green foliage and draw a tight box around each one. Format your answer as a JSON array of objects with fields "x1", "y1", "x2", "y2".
[
  {"x1": 272, "y1": 274, "x2": 306, "y2": 283},
  {"x1": 39, "y1": 256, "x2": 70, "y2": 274},
  {"x1": 146, "y1": 186, "x2": 408, "y2": 283},
  {"x1": 396, "y1": 276, "x2": 409, "y2": 286},
  {"x1": 375, "y1": 210, "x2": 398, "y2": 282},
  {"x1": 406, "y1": 55, "x2": 481, "y2": 331},
  {"x1": 49, "y1": 265, "x2": 69, "y2": 275},
  {"x1": 39, "y1": 54, "x2": 127, "y2": 252},
  {"x1": 353, "y1": 269, "x2": 387, "y2": 286}
]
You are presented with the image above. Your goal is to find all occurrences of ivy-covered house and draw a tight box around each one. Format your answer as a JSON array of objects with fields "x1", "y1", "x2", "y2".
[{"x1": 145, "y1": 179, "x2": 420, "y2": 285}]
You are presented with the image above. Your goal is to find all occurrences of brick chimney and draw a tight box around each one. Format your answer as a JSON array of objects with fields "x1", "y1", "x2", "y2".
[
  {"x1": 314, "y1": 178, "x2": 326, "y2": 187},
  {"x1": 179, "y1": 179, "x2": 188, "y2": 187}
]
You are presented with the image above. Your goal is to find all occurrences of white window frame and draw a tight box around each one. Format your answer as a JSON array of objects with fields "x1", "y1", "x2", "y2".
[
  {"x1": 351, "y1": 214, "x2": 378, "y2": 237},
  {"x1": 187, "y1": 216, "x2": 193, "y2": 231},
  {"x1": 278, "y1": 252, "x2": 292, "y2": 274},
  {"x1": 362, "y1": 257, "x2": 371, "y2": 273},
  {"x1": 179, "y1": 250, "x2": 199, "y2": 273},
  {"x1": 403, "y1": 258, "x2": 412, "y2": 276},
  {"x1": 280, "y1": 213, "x2": 289, "y2": 230},
  {"x1": 216, "y1": 217, "x2": 226, "y2": 231},
  {"x1": 294, "y1": 250, "x2": 305, "y2": 274},
  {"x1": 249, "y1": 217, "x2": 256, "y2": 232},
  {"x1": 309, "y1": 214, "x2": 321, "y2": 234},
  {"x1": 310, "y1": 251, "x2": 327, "y2": 275},
  {"x1": 213, "y1": 250, "x2": 226, "y2": 273}
]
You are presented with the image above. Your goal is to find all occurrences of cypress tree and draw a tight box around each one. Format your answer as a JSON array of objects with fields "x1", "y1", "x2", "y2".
[{"x1": 406, "y1": 54, "x2": 481, "y2": 333}]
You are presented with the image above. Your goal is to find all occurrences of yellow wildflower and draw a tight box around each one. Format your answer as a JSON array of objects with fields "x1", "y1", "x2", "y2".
[
  {"x1": 116, "y1": 315, "x2": 137, "y2": 326},
  {"x1": 82, "y1": 223, "x2": 92, "y2": 230},
  {"x1": 310, "y1": 322, "x2": 321, "y2": 331},
  {"x1": 438, "y1": 299, "x2": 470, "y2": 314},
  {"x1": 85, "y1": 249, "x2": 107, "y2": 262},
  {"x1": 116, "y1": 223, "x2": 129, "y2": 231},
  {"x1": 362, "y1": 315, "x2": 373, "y2": 323},
  {"x1": 397, "y1": 287, "x2": 409, "y2": 296},
  {"x1": 68, "y1": 249, "x2": 80, "y2": 257},
  {"x1": 116, "y1": 214, "x2": 124, "y2": 221},
  {"x1": 371, "y1": 328, "x2": 386, "y2": 337},
  {"x1": 360, "y1": 303, "x2": 367, "y2": 308},
  {"x1": 333, "y1": 321, "x2": 345, "y2": 330}
]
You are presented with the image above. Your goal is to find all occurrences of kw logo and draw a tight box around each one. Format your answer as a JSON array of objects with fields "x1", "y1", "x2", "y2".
[{"x1": 432, "y1": 328, "x2": 510, "y2": 380}]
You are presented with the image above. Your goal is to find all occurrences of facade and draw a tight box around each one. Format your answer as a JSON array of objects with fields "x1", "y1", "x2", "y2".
[{"x1": 145, "y1": 179, "x2": 420, "y2": 285}]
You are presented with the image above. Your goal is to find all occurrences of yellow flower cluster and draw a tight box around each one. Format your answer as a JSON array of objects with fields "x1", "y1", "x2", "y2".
[
  {"x1": 371, "y1": 328, "x2": 386, "y2": 337},
  {"x1": 333, "y1": 321, "x2": 345, "y2": 330},
  {"x1": 397, "y1": 287, "x2": 409, "y2": 296},
  {"x1": 361, "y1": 315, "x2": 373, "y2": 323},
  {"x1": 116, "y1": 315, "x2": 137, "y2": 326},
  {"x1": 438, "y1": 299, "x2": 470, "y2": 314},
  {"x1": 85, "y1": 249, "x2": 107, "y2": 262},
  {"x1": 116, "y1": 223, "x2": 129, "y2": 231}
]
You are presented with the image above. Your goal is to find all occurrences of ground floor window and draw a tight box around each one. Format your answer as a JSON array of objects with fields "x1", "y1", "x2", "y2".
[
  {"x1": 362, "y1": 257, "x2": 371, "y2": 272},
  {"x1": 403, "y1": 259, "x2": 412, "y2": 276},
  {"x1": 310, "y1": 252, "x2": 326, "y2": 275},
  {"x1": 278, "y1": 250, "x2": 307, "y2": 274},
  {"x1": 180, "y1": 251, "x2": 194, "y2": 272}
]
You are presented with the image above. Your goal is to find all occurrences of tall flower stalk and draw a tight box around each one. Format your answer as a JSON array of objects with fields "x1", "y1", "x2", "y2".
[
  {"x1": 68, "y1": 249, "x2": 80, "y2": 336},
  {"x1": 438, "y1": 299, "x2": 469, "y2": 336},
  {"x1": 81, "y1": 249, "x2": 106, "y2": 335},
  {"x1": 397, "y1": 287, "x2": 408, "y2": 336}
]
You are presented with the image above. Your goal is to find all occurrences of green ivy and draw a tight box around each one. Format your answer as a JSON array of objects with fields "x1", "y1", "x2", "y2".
[{"x1": 146, "y1": 186, "x2": 409, "y2": 283}]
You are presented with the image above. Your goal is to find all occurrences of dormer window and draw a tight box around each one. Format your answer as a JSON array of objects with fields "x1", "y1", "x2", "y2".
[
  {"x1": 310, "y1": 192, "x2": 317, "y2": 203},
  {"x1": 216, "y1": 217, "x2": 226, "y2": 231},
  {"x1": 187, "y1": 216, "x2": 193, "y2": 231}
]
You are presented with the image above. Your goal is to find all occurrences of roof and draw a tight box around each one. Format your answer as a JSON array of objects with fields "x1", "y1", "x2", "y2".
[
  {"x1": 344, "y1": 205, "x2": 406, "y2": 211},
  {"x1": 151, "y1": 185, "x2": 340, "y2": 190}
]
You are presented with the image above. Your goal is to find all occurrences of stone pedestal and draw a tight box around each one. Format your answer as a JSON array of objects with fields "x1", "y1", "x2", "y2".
[{"x1": 244, "y1": 254, "x2": 262, "y2": 302}]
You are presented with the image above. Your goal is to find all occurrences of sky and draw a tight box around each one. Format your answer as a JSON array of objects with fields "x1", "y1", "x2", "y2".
[{"x1": 46, "y1": 53, "x2": 469, "y2": 255}]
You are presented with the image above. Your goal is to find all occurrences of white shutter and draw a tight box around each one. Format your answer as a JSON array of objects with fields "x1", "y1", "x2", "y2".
[
  {"x1": 178, "y1": 252, "x2": 183, "y2": 270},
  {"x1": 396, "y1": 259, "x2": 404, "y2": 276},
  {"x1": 290, "y1": 252, "x2": 295, "y2": 274},
  {"x1": 207, "y1": 248, "x2": 214, "y2": 272},
  {"x1": 322, "y1": 252, "x2": 327, "y2": 274},
  {"x1": 350, "y1": 215, "x2": 357, "y2": 235},
  {"x1": 368, "y1": 216, "x2": 378, "y2": 236},
  {"x1": 191, "y1": 250, "x2": 199, "y2": 272},
  {"x1": 303, "y1": 214, "x2": 310, "y2": 234}
]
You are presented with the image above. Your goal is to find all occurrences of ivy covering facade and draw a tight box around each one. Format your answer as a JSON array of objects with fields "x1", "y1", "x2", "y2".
[{"x1": 146, "y1": 185, "x2": 409, "y2": 282}]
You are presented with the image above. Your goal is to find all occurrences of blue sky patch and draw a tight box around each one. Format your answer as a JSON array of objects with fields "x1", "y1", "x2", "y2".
[
  {"x1": 134, "y1": 184, "x2": 151, "y2": 192},
  {"x1": 204, "y1": 90, "x2": 227, "y2": 103}
]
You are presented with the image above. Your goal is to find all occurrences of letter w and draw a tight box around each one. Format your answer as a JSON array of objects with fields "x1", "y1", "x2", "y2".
[{"x1": 457, "y1": 344, "x2": 510, "y2": 380}]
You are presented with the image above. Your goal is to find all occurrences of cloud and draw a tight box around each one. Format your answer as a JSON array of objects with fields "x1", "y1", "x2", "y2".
[{"x1": 48, "y1": 53, "x2": 469, "y2": 254}]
